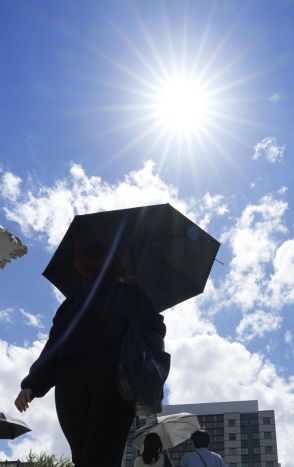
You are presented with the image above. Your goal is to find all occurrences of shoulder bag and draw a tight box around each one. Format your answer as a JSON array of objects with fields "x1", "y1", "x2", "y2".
[{"x1": 116, "y1": 292, "x2": 170, "y2": 416}]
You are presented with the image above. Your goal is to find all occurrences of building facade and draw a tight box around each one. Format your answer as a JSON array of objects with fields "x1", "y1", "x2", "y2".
[{"x1": 122, "y1": 400, "x2": 280, "y2": 467}]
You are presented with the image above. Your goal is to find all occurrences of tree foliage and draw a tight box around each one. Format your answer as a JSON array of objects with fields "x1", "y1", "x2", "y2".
[{"x1": 23, "y1": 451, "x2": 73, "y2": 467}]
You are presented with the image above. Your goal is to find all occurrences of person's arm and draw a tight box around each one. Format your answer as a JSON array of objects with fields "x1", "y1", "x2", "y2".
[
  {"x1": 135, "y1": 287, "x2": 166, "y2": 337},
  {"x1": 15, "y1": 298, "x2": 69, "y2": 410}
]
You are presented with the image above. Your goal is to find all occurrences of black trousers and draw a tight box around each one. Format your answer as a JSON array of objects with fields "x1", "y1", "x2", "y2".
[{"x1": 55, "y1": 355, "x2": 134, "y2": 467}]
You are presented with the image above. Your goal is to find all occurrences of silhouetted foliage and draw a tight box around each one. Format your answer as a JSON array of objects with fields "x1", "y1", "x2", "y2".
[{"x1": 24, "y1": 451, "x2": 73, "y2": 467}]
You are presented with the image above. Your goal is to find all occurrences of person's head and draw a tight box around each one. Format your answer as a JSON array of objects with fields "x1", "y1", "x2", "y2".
[
  {"x1": 73, "y1": 241, "x2": 124, "y2": 286},
  {"x1": 191, "y1": 429, "x2": 210, "y2": 449},
  {"x1": 142, "y1": 433, "x2": 163, "y2": 464}
]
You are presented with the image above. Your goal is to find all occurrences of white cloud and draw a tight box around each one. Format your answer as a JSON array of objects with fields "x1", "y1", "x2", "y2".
[
  {"x1": 1, "y1": 161, "x2": 226, "y2": 250},
  {"x1": 0, "y1": 172, "x2": 22, "y2": 201},
  {"x1": 267, "y1": 239, "x2": 294, "y2": 308},
  {"x1": 218, "y1": 193, "x2": 288, "y2": 312},
  {"x1": 164, "y1": 306, "x2": 294, "y2": 467},
  {"x1": 196, "y1": 193, "x2": 229, "y2": 230},
  {"x1": 0, "y1": 339, "x2": 70, "y2": 461},
  {"x1": 19, "y1": 309, "x2": 44, "y2": 329},
  {"x1": 0, "y1": 307, "x2": 14, "y2": 322},
  {"x1": 236, "y1": 310, "x2": 282, "y2": 342},
  {"x1": 269, "y1": 93, "x2": 281, "y2": 103},
  {"x1": 253, "y1": 137, "x2": 285, "y2": 163},
  {"x1": 284, "y1": 330, "x2": 293, "y2": 345},
  {"x1": 1, "y1": 161, "x2": 178, "y2": 249},
  {"x1": 51, "y1": 286, "x2": 66, "y2": 304}
]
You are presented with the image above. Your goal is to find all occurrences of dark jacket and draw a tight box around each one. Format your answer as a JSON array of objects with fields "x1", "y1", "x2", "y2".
[{"x1": 21, "y1": 281, "x2": 166, "y2": 398}]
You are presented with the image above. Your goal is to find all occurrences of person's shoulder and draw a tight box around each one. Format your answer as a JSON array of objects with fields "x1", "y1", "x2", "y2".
[
  {"x1": 209, "y1": 449, "x2": 222, "y2": 458},
  {"x1": 207, "y1": 449, "x2": 226, "y2": 464},
  {"x1": 182, "y1": 451, "x2": 195, "y2": 459}
]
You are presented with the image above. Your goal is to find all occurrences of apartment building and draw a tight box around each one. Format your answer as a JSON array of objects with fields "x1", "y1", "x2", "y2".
[{"x1": 122, "y1": 400, "x2": 280, "y2": 467}]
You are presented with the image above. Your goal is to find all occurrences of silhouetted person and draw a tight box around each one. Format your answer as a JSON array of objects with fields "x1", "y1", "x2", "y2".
[
  {"x1": 181, "y1": 429, "x2": 227, "y2": 467},
  {"x1": 15, "y1": 243, "x2": 166, "y2": 467},
  {"x1": 134, "y1": 433, "x2": 172, "y2": 467}
]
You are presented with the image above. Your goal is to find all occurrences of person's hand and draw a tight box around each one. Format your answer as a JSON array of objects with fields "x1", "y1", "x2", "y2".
[{"x1": 14, "y1": 388, "x2": 33, "y2": 413}]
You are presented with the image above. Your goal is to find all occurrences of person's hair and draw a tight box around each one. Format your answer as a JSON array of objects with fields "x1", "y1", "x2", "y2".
[
  {"x1": 191, "y1": 429, "x2": 210, "y2": 448},
  {"x1": 142, "y1": 433, "x2": 163, "y2": 464}
]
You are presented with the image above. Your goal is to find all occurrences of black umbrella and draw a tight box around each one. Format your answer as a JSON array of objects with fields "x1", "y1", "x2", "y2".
[
  {"x1": 43, "y1": 203, "x2": 220, "y2": 312},
  {"x1": 0, "y1": 412, "x2": 31, "y2": 439}
]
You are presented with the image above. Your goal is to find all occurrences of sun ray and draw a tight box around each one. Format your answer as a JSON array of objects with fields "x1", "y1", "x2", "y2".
[
  {"x1": 195, "y1": 3, "x2": 250, "y2": 83},
  {"x1": 137, "y1": 18, "x2": 171, "y2": 81},
  {"x1": 108, "y1": 20, "x2": 168, "y2": 86},
  {"x1": 157, "y1": 131, "x2": 174, "y2": 176},
  {"x1": 160, "y1": 0, "x2": 178, "y2": 75},
  {"x1": 95, "y1": 50, "x2": 159, "y2": 93},
  {"x1": 77, "y1": 3, "x2": 278, "y2": 176},
  {"x1": 109, "y1": 120, "x2": 162, "y2": 161}
]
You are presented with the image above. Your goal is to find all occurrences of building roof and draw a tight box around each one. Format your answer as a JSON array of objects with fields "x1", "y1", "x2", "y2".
[{"x1": 162, "y1": 400, "x2": 259, "y2": 416}]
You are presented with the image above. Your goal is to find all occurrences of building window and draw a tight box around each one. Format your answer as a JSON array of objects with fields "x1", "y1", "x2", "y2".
[
  {"x1": 264, "y1": 431, "x2": 272, "y2": 439},
  {"x1": 241, "y1": 448, "x2": 248, "y2": 455},
  {"x1": 228, "y1": 419, "x2": 236, "y2": 427},
  {"x1": 265, "y1": 445, "x2": 273, "y2": 453},
  {"x1": 254, "y1": 464, "x2": 261, "y2": 467},
  {"x1": 253, "y1": 447, "x2": 260, "y2": 454},
  {"x1": 263, "y1": 417, "x2": 271, "y2": 424},
  {"x1": 252, "y1": 432, "x2": 260, "y2": 439},
  {"x1": 230, "y1": 464, "x2": 237, "y2": 467},
  {"x1": 229, "y1": 433, "x2": 236, "y2": 441},
  {"x1": 229, "y1": 448, "x2": 237, "y2": 455},
  {"x1": 266, "y1": 462, "x2": 274, "y2": 467},
  {"x1": 241, "y1": 433, "x2": 248, "y2": 440}
]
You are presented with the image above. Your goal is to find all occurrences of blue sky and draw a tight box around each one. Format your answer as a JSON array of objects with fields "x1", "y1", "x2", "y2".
[{"x1": 0, "y1": 0, "x2": 294, "y2": 465}]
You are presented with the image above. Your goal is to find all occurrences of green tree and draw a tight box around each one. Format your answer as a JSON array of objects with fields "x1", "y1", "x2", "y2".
[{"x1": 24, "y1": 451, "x2": 73, "y2": 467}]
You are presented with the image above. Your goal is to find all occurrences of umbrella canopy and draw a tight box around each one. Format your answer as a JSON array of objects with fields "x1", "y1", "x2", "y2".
[
  {"x1": 43, "y1": 203, "x2": 220, "y2": 312},
  {"x1": 0, "y1": 413, "x2": 31, "y2": 439},
  {"x1": 131, "y1": 412, "x2": 200, "y2": 450},
  {"x1": 0, "y1": 226, "x2": 27, "y2": 269}
]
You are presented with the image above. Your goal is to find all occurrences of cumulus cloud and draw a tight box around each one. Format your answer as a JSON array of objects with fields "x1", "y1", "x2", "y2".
[
  {"x1": 253, "y1": 137, "x2": 285, "y2": 163},
  {"x1": 164, "y1": 302, "x2": 294, "y2": 467},
  {"x1": 195, "y1": 193, "x2": 229, "y2": 230},
  {"x1": 267, "y1": 239, "x2": 294, "y2": 308},
  {"x1": 217, "y1": 193, "x2": 288, "y2": 312},
  {"x1": 0, "y1": 161, "x2": 226, "y2": 249},
  {"x1": 0, "y1": 172, "x2": 22, "y2": 201},
  {"x1": 236, "y1": 310, "x2": 282, "y2": 342},
  {"x1": 0, "y1": 339, "x2": 69, "y2": 461}
]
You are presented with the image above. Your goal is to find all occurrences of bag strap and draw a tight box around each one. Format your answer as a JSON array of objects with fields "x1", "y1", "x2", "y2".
[{"x1": 195, "y1": 450, "x2": 209, "y2": 467}]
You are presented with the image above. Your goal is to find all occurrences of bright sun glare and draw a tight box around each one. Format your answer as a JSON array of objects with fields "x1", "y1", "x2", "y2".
[
  {"x1": 96, "y1": 14, "x2": 257, "y2": 160},
  {"x1": 155, "y1": 77, "x2": 209, "y2": 135}
]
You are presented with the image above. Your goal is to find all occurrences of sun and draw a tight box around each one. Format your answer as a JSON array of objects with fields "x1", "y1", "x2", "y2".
[
  {"x1": 90, "y1": 14, "x2": 261, "y2": 162},
  {"x1": 154, "y1": 76, "x2": 210, "y2": 136}
]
